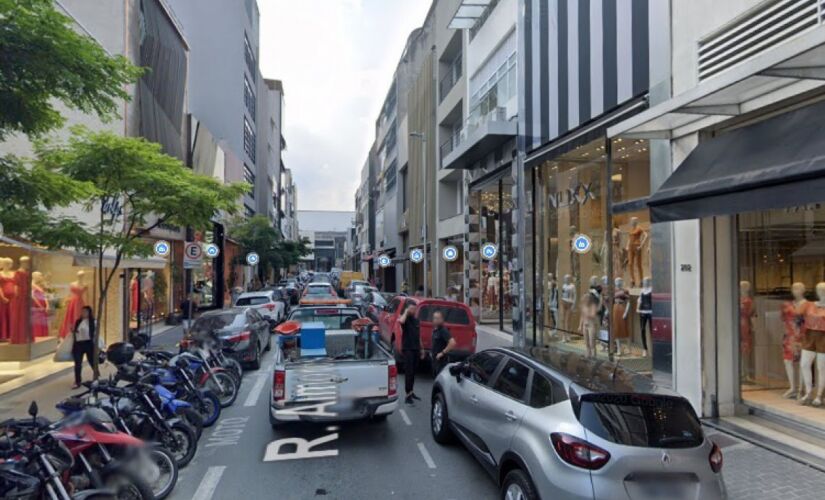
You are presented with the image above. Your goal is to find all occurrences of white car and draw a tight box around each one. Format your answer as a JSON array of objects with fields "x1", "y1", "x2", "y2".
[{"x1": 234, "y1": 291, "x2": 285, "y2": 326}]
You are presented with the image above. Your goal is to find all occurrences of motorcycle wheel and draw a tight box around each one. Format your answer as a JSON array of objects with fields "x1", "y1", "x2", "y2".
[
  {"x1": 207, "y1": 372, "x2": 239, "y2": 408},
  {"x1": 223, "y1": 358, "x2": 243, "y2": 385},
  {"x1": 139, "y1": 446, "x2": 178, "y2": 500},
  {"x1": 168, "y1": 421, "x2": 198, "y2": 468},
  {"x1": 194, "y1": 391, "x2": 221, "y2": 427},
  {"x1": 179, "y1": 407, "x2": 203, "y2": 440},
  {"x1": 101, "y1": 466, "x2": 155, "y2": 500}
]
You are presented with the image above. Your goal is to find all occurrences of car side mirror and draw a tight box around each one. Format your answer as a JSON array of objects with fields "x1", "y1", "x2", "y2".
[{"x1": 449, "y1": 362, "x2": 467, "y2": 382}]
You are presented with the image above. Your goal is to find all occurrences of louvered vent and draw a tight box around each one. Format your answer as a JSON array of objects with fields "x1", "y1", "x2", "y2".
[{"x1": 698, "y1": 0, "x2": 824, "y2": 81}]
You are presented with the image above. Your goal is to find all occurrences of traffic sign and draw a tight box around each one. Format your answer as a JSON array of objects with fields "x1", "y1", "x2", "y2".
[
  {"x1": 184, "y1": 242, "x2": 203, "y2": 260},
  {"x1": 378, "y1": 254, "x2": 391, "y2": 268},
  {"x1": 153, "y1": 240, "x2": 171, "y2": 257},
  {"x1": 409, "y1": 248, "x2": 424, "y2": 263},
  {"x1": 442, "y1": 245, "x2": 458, "y2": 262},
  {"x1": 573, "y1": 234, "x2": 592, "y2": 254},
  {"x1": 246, "y1": 252, "x2": 260, "y2": 266},
  {"x1": 481, "y1": 243, "x2": 498, "y2": 260},
  {"x1": 204, "y1": 243, "x2": 220, "y2": 258}
]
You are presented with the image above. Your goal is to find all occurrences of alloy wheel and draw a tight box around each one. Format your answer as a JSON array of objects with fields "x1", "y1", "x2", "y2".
[
  {"x1": 505, "y1": 483, "x2": 526, "y2": 500},
  {"x1": 432, "y1": 400, "x2": 443, "y2": 433}
]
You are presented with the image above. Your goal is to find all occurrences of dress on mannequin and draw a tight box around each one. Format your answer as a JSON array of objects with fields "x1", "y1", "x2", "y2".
[
  {"x1": 11, "y1": 266, "x2": 29, "y2": 344},
  {"x1": 130, "y1": 275, "x2": 139, "y2": 317},
  {"x1": 612, "y1": 288, "x2": 630, "y2": 341},
  {"x1": 638, "y1": 287, "x2": 653, "y2": 352},
  {"x1": 59, "y1": 283, "x2": 86, "y2": 338},
  {"x1": 739, "y1": 295, "x2": 755, "y2": 356},
  {"x1": 547, "y1": 277, "x2": 558, "y2": 330},
  {"x1": 0, "y1": 273, "x2": 17, "y2": 342},
  {"x1": 31, "y1": 284, "x2": 49, "y2": 338},
  {"x1": 781, "y1": 301, "x2": 805, "y2": 362},
  {"x1": 627, "y1": 226, "x2": 645, "y2": 286}
]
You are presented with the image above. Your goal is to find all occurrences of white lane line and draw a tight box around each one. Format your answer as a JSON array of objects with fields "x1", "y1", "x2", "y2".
[
  {"x1": 399, "y1": 409, "x2": 412, "y2": 426},
  {"x1": 191, "y1": 465, "x2": 226, "y2": 500},
  {"x1": 244, "y1": 372, "x2": 270, "y2": 407},
  {"x1": 417, "y1": 442, "x2": 437, "y2": 469}
]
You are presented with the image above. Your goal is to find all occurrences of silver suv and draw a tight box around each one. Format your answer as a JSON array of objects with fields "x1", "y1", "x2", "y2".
[{"x1": 430, "y1": 347, "x2": 727, "y2": 500}]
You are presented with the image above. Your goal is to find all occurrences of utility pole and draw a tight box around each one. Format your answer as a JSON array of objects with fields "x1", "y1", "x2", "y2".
[{"x1": 410, "y1": 131, "x2": 427, "y2": 297}]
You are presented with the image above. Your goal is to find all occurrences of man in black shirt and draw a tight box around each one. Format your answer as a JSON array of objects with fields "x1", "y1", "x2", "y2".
[
  {"x1": 430, "y1": 310, "x2": 456, "y2": 376},
  {"x1": 398, "y1": 303, "x2": 423, "y2": 405}
]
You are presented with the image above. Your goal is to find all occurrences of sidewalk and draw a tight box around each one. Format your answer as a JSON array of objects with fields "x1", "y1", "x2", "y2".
[{"x1": 0, "y1": 324, "x2": 184, "y2": 421}]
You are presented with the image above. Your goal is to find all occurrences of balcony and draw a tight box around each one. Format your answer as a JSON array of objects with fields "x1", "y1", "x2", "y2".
[
  {"x1": 439, "y1": 126, "x2": 462, "y2": 162},
  {"x1": 439, "y1": 55, "x2": 462, "y2": 103},
  {"x1": 441, "y1": 106, "x2": 516, "y2": 169}
]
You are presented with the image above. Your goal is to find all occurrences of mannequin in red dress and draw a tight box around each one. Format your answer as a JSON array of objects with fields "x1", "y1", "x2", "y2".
[
  {"x1": 59, "y1": 271, "x2": 88, "y2": 338},
  {"x1": 31, "y1": 272, "x2": 50, "y2": 338},
  {"x1": 0, "y1": 257, "x2": 17, "y2": 342},
  {"x1": 780, "y1": 282, "x2": 808, "y2": 398},
  {"x1": 10, "y1": 256, "x2": 30, "y2": 344},
  {"x1": 129, "y1": 272, "x2": 139, "y2": 318},
  {"x1": 740, "y1": 281, "x2": 756, "y2": 381}
]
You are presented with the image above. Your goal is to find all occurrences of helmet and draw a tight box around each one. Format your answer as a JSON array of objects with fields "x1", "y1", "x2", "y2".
[{"x1": 105, "y1": 342, "x2": 135, "y2": 365}]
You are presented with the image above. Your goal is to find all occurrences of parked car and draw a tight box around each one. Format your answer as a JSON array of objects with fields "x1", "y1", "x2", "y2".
[
  {"x1": 299, "y1": 282, "x2": 350, "y2": 306},
  {"x1": 270, "y1": 306, "x2": 398, "y2": 427},
  {"x1": 377, "y1": 296, "x2": 477, "y2": 362},
  {"x1": 189, "y1": 308, "x2": 271, "y2": 369},
  {"x1": 362, "y1": 289, "x2": 388, "y2": 321},
  {"x1": 234, "y1": 290, "x2": 286, "y2": 326},
  {"x1": 430, "y1": 346, "x2": 727, "y2": 500},
  {"x1": 313, "y1": 273, "x2": 332, "y2": 284},
  {"x1": 339, "y1": 271, "x2": 366, "y2": 291},
  {"x1": 346, "y1": 284, "x2": 376, "y2": 311}
]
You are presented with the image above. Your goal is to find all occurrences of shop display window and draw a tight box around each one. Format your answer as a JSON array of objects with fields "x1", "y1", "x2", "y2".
[
  {"x1": 443, "y1": 237, "x2": 464, "y2": 302},
  {"x1": 738, "y1": 206, "x2": 825, "y2": 429}
]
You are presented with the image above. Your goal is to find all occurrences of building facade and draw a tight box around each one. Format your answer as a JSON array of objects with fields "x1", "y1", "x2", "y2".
[{"x1": 297, "y1": 211, "x2": 355, "y2": 272}]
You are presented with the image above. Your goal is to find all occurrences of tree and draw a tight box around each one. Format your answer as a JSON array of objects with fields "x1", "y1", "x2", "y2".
[
  {"x1": 0, "y1": 0, "x2": 142, "y2": 140},
  {"x1": 278, "y1": 238, "x2": 312, "y2": 269},
  {"x1": 34, "y1": 127, "x2": 248, "y2": 367},
  {"x1": 229, "y1": 215, "x2": 284, "y2": 282}
]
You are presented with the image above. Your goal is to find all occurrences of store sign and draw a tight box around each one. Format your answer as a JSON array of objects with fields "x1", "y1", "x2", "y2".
[
  {"x1": 409, "y1": 248, "x2": 424, "y2": 263},
  {"x1": 246, "y1": 252, "x2": 260, "y2": 266},
  {"x1": 442, "y1": 245, "x2": 459, "y2": 262},
  {"x1": 153, "y1": 240, "x2": 171, "y2": 257},
  {"x1": 572, "y1": 234, "x2": 592, "y2": 254},
  {"x1": 378, "y1": 254, "x2": 391, "y2": 268},
  {"x1": 204, "y1": 243, "x2": 220, "y2": 258},
  {"x1": 481, "y1": 243, "x2": 498, "y2": 260},
  {"x1": 549, "y1": 182, "x2": 597, "y2": 208}
]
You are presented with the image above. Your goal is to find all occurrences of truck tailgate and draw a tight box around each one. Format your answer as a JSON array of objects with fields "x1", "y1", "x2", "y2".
[{"x1": 285, "y1": 360, "x2": 390, "y2": 403}]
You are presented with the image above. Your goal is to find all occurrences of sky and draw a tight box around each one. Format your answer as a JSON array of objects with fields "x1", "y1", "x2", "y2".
[{"x1": 258, "y1": 0, "x2": 432, "y2": 211}]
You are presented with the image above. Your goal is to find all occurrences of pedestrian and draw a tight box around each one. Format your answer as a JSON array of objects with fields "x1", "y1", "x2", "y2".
[
  {"x1": 71, "y1": 306, "x2": 98, "y2": 389},
  {"x1": 430, "y1": 310, "x2": 456, "y2": 376},
  {"x1": 180, "y1": 293, "x2": 195, "y2": 331},
  {"x1": 398, "y1": 303, "x2": 424, "y2": 405},
  {"x1": 414, "y1": 285, "x2": 424, "y2": 297},
  {"x1": 400, "y1": 281, "x2": 409, "y2": 294}
]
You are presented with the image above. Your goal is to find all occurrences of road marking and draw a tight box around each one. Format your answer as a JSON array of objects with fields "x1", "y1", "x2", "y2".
[
  {"x1": 417, "y1": 442, "x2": 436, "y2": 469},
  {"x1": 191, "y1": 465, "x2": 225, "y2": 500},
  {"x1": 399, "y1": 409, "x2": 412, "y2": 426},
  {"x1": 244, "y1": 372, "x2": 269, "y2": 407},
  {"x1": 205, "y1": 417, "x2": 249, "y2": 447}
]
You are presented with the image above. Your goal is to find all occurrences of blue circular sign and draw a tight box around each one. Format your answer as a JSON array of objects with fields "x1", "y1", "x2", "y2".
[
  {"x1": 442, "y1": 245, "x2": 458, "y2": 262},
  {"x1": 378, "y1": 254, "x2": 391, "y2": 268},
  {"x1": 410, "y1": 248, "x2": 424, "y2": 264},
  {"x1": 573, "y1": 234, "x2": 592, "y2": 254},
  {"x1": 204, "y1": 243, "x2": 220, "y2": 258},
  {"x1": 246, "y1": 252, "x2": 260, "y2": 266},
  {"x1": 481, "y1": 243, "x2": 498, "y2": 260},
  {"x1": 153, "y1": 240, "x2": 170, "y2": 257}
]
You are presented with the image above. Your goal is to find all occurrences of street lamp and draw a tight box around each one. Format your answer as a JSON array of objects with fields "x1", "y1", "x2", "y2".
[{"x1": 410, "y1": 131, "x2": 428, "y2": 297}]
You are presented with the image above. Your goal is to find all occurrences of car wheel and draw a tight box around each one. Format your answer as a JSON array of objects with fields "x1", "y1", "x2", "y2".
[
  {"x1": 264, "y1": 331, "x2": 272, "y2": 351},
  {"x1": 431, "y1": 392, "x2": 456, "y2": 444},
  {"x1": 501, "y1": 469, "x2": 538, "y2": 500},
  {"x1": 249, "y1": 342, "x2": 261, "y2": 370}
]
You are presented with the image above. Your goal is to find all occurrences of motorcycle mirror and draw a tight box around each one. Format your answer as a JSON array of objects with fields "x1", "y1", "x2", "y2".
[{"x1": 28, "y1": 401, "x2": 38, "y2": 418}]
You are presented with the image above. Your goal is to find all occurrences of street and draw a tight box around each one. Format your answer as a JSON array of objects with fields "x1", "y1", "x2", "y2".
[{"x1": 163, "y1": 325, "x2": 510, "y2": 500}]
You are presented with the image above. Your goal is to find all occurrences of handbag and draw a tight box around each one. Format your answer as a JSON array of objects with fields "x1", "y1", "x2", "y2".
[{"x1": 53, "y1": 334, "x2": 74, "y2": 362}]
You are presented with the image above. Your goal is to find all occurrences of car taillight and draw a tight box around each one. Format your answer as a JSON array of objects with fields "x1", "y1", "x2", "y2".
[
  {"x1": 388, "y1": 364, "x2": 397, "y2": 397},
  {"x1": 264, "y1": 303, "x2": 276, "y2": 311},
  {"x1": 551, "y1": 433, "x2": 610, "y2": 470},
  {"x1": 227, "y1": 330, "x2": 251, "y2": 342},
  {"x1": 273, "y1": 370, "x2": 285, "y2": 402},
  {"x1": 709, "y1": 442, "x2": 723, "y2": 473},
  {"x1": 472, "y1": 333, "x2": 477, "y2": 347}
]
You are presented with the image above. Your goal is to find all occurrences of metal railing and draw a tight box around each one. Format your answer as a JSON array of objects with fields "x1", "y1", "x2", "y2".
[
  {"x1": 440, "y1": 107, "x2": 508, "y2": 167},
  {"x1": 439, "y1": 55, "x2": 462, "y2": 103}
]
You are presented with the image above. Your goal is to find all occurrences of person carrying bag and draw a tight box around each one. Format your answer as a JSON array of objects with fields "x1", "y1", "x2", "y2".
[{"x1": 70, "y1": 306, "x2": 99, "y2": 389}]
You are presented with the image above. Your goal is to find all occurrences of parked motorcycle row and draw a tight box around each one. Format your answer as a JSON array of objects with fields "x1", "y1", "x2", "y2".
[{"x1": 0, "y1": 331, "x2": 248, "y2": 499}]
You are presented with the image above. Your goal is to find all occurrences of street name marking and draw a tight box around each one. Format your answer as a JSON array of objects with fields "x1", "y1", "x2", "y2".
[{"x1": 205, "y1": 417, "x2": 249, "y2": 448}]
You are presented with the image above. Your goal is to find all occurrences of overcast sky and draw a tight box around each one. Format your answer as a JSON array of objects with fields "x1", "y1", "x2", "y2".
[{"x1": 258, "y1": 0, "x2": 431, "y2": 211}]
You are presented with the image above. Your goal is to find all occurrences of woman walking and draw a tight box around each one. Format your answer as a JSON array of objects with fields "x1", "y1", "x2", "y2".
[{"x1": 71, "y1": 306, "x2": 99, "y2": 389}]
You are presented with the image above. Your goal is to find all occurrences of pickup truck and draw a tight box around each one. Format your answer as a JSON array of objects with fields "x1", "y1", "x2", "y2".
[
  {"x1": 377, "y1": 296, "x2": 477, "y2": 362},
  {"x1": 269, "y1": 306, "x2": 398, "y2": 427}
]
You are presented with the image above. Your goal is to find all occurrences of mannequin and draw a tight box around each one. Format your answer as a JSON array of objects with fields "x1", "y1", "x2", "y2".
[
  {"x1": 142, "y1": 270, "x2": 155, "y2": 318},
  {"x1": 613, "y1": 277, "x2": 631, "y2": 356},
  {"x1": 0, "y1": 258, "x2": 18, "y2": 342},
  {"x1": 588, "y1": 275, "x2": 603, "y2": 316},
  {"x1": 31, "y1": 271, "x2": 50, "y2": 338},
  {"x1": 560, "y1": 275, "x2": 576, "y2": 342},
  {"x1": 739, "y1": 281, "x2": 756, "y2": 381},
  {"x1": 568, "y1": 226, "x2": 580, "y2": 279},
  {"x1": 59, "y1": 271, "x2": 88, "y2": 338},
  {"x1": 547, "y1": 273, "x2": 558, "y2": 332},
  {"x1": 129, "y1": 271, "x2": 139, "y2": 318},
  {"x1": 10, "y1": 256, "x2": 30, "y2": 344},
  {"x1": 801, "y1": 282, "x2": 825, "y2": 406},
  {"x1": 580, "y1": 290, "x2": 600, "y2": 358},
  {"x1": 780, "y1": 282, "x2": 807, "y2": 399},
  {"x1": 487, "y1": 271, "x2": 499, "y2": 311},
  {"x1": 626, "y1": 217, "x2": 648, "y2": 287},
  {"x1": 612, "y1": 226, "x2": 624, "y2": 281},
  {"x1": 637, "y1": 277, "x2": 653, "y2": 357}
]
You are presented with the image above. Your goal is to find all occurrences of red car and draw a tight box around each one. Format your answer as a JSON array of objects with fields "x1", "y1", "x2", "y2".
[{"x1": 377, "y1": 296, "x2": 477, "y2": 360}]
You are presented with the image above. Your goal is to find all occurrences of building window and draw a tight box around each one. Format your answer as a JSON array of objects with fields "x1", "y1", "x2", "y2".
[
  {"x1": 439, "y1": 51, "x2": 462, "y2": 103},
  {"x1": 243, "y1": 163, "x2": 256, "y2": 198},
  {"x1": 244, "y1": 204, "x2": 255, "y2": 218},
  {"x1": 244, "y1": 33, "x2": 257, "y2": 80},
  {"x1": 243, "y1": 117, "x2": 256, "y2": 163},
  {"x1": 244, "y1": 76, "x2": 256, "y2": 122},
  {"x1": 470, "y1": 52, "x2": 517, "y2": 126},
  {"x1": 385, "y1": 160, "x2": 397, "y2": 192}
]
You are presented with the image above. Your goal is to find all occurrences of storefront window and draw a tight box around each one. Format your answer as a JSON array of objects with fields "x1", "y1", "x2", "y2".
[
  {"x1": 443, "y1": 237, "x2": 464, "y2": 302},
  {"x1": 738, "y1": 205, "x2": 825, "y2": 429}
]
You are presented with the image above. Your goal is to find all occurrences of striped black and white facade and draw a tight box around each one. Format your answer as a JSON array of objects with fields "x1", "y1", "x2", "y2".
[{"x1": 520, "y1": 0, "x2": 659, "y2": 152}]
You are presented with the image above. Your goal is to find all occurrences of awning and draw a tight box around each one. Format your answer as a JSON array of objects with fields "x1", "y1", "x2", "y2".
[{"x1": 648, "y1": 99, "x2": 825, "y2": 222}]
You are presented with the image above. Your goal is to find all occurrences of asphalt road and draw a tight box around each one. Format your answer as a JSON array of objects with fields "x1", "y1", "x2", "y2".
[{"x1": 165, "y1": 325, "x2": 511, "y2": 500}]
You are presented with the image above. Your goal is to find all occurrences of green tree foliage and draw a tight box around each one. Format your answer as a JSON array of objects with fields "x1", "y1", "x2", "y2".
[
  {"x1": 229, "y1": 216, "x2": 312, "y2": 280},
  {"x1": 0, "y1": 0, "x2": 142, "y2": 139}
]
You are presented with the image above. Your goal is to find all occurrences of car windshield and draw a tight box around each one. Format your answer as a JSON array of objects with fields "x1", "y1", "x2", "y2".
[
  {"x1": 191, "y1": 313, "x2": 243, "y2": 335},
  {"x1": 577, "y1": 393, "x2": 704, "y2": 449},
  {"x1": 288, "y1": 309, "x2": 360, "y2": 329},
  {"x1": 306, "y1": 286, "x2": 334, "y2": 296},
  {"x1": 235, "y1": 296, "x2": 270, "y2": 306}
]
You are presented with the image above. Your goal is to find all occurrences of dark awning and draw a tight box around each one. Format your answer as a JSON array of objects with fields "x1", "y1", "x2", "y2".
[{"x1": 648, "y1": 99, "x2": 825, "y2": 223}]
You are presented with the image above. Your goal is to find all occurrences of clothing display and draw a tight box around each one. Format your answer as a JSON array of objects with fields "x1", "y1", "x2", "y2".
[
  {"x1": 802, "y1": 303, "x2": 825, "y2": 353},
  {"x1": 638, "y1": 288, "x2": 653, "y2": 352},
  {"x1": 31, "y1": 285, "x2": 50, "y2": 338},
  {"x1": 781, "y1": 301, "x2": 806, "y2": 362},
  {"x1": 612, "y1": 288, "x2": 630, "y2": 340},
  {"x1": 0, "y1": 274, "x2": 17, "y2": 342},
  {"x1": 130, "y1": 277, "x2": 139, "y2": 316},
  {"x1": 739, "y1": 295, "x2": 755, "y2": 355},
  {"x1": 627, "y1": 227, "x2": 645, "y2": 286},
  {"x1": 11, "y1": 269, "x2": 29, "y2": 344},
  {"x1": 59, "y1": 283, "x2": 86, "y2": 339}
]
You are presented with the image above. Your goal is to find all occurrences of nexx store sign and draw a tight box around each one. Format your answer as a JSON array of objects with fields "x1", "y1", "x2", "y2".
[{"x1": 549, "y1": 182, "x2": 598, "y2": 209}]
